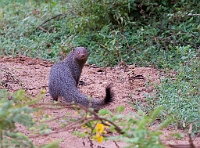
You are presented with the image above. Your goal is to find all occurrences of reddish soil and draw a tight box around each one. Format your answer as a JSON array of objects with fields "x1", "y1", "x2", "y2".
[{"x1": 0, "y1": 56, "x2": 199, "y2": 148}]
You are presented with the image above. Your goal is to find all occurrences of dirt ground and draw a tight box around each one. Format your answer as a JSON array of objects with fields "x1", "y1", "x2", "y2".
[{"x1": 0, "y1": 56, "x2": 199, "y2": 148}]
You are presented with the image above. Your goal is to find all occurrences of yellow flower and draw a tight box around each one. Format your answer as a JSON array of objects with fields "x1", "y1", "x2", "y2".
[
  {"x1": 95, "y1": 123, "x2": 104, "y2": 134},
  {"x1": 104, "y1": 121, "x2": 110, "y2": 129},
  {"x1": 92, "y1": 133, "x2": 104, "y2": 143},
  {"x1": 96, "y1": 135, "x2": 103, "y2": 143},
  {"x1": 83, "y1": 130, "x2": 88, "y2": 134},
  {"x1": 86, "y1": 114, "x2": 91, "y2": 118},
  {"x1": 81, "y1": 125, "x2": 86, "y2": 129},
  {"x1": 75, "y1": 111, "x2": 79, "y2": 115},
  {"x1": 41, "y1": 89, "x2": 46, "y2": 94}
]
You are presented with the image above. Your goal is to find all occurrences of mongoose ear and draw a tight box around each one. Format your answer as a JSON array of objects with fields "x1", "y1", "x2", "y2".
[
  {"x1": 71, "y1": 48, "x2": 75, "y2": 61},
  {"x1": 72, "y1": 48, "x2": 76, "y2": 56}
]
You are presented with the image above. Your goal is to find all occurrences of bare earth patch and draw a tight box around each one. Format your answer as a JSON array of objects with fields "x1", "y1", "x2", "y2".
[{"x1": 0, "y1": 56, "x2": 199, "y2": 148}]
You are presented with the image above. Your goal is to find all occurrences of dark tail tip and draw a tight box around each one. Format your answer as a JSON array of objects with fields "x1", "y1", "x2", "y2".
[{"x1": 104, "y1": 83, "x2": 114, "y2": 104}]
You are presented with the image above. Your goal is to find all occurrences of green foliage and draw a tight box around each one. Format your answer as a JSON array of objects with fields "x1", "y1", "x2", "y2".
[
  {"x1": 0, "y1": 89, "x2": 60, "y2": 148},
  {"x1": 108, "y1": 106, "x2": 172, "y2": 148},
  {"x1": 73, "y1": 105, "x2": 171, "y2": 147},
  {"x1": 65, "y1": 0, "x2": 199, "y2": 67},
  {"x1": 0, "y1": 0, "x2": 70, "y2": 61},
  {"x1": 0, "y1": 89, "x2": 35, "y2": 147},
  {"x1": 67, "y1": 0, "x2": 200, "y2": 31},
  {"x1": 142, "y1": 52, "x2": 200, "y2": 133},
  {"x1": 40, "y1": 140, "x2": 62, "y2": 148}
]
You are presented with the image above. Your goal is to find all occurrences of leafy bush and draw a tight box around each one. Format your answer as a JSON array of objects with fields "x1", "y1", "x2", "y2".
[
  {"x1": 67, "y1": 0, "x2": 200, "y2": 31},
  {"x1": 72, "y1": 105, "x2": 172, "y2": 148},
  {"x1": 65, "y1": 0, "x2": 199, "y2": 67},
  {"x1": 0, "y1": 89, "x2": 36, "y2": 147},
  {"x1": 107, "y1": 106, "x2": 171, "y2": 148},
  {"x1": 0, "y1": 89, "x2": 60, "y2": 148},
  {"x1": 0, "y1": 0, "x2": 70, "y2": 61}
]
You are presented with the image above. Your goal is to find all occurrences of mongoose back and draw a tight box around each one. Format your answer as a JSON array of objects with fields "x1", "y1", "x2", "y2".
[{"x1": 48, "y1": 47, "x2": 113, "y2": 110}]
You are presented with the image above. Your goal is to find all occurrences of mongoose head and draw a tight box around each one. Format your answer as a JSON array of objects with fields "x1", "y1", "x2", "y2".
[{"x1": 73, "y1": 47, "x2": 88, "y2": 64}]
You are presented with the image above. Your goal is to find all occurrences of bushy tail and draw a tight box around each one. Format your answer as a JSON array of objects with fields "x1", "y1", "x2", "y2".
[
  {"x1": 103, "y1": 84, "x2": 114, "y2": 104},
  {"x1": 89, "y1": 84, "x2": 114, "y2": 110},
  {"x1": 61, "y1": 84, "x2": 114, "y2": 110}
]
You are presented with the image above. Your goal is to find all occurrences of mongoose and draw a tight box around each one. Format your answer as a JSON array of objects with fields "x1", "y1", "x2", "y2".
[{"x1": 48, "y1": 47, "x2": 113, "y2": 110}]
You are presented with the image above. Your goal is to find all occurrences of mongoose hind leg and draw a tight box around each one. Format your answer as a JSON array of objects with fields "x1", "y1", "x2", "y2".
[
  {"x1": 53, "y1": 97, "x2": 58, "y2": 101},
  {"x1": 50, "y1": 93, "x2": 58, "y2": 101}
]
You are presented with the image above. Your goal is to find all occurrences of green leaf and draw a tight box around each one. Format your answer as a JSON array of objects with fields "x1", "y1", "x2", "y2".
[
  {"x1": 149, "y1": 106, "x2": 164, "y2": 122},
  {"x1": 124, "y1": 137, "x2": 139, "y2": 143},
  {"x1": 42, "y1": 139, "x2": 62, "y2": 148},
  {"x1": 137, "y1": 116, "x2": 149, "y2": 129},
  {"x1": 98, "y1": 108, "x2": 112, "y2": 115},
  {"x1": 157, "y1": 116, "x2": 174, "y2": 130},
  {"x1": 115, "y1": 106, "x2": 125, "y2": 113},
  {"x1": 111, "y1": 114, "x2": 124, "y2": 122},
  {"x1": 51, "y1": 1, "x2": 57, "y2": 7},
  {"x1": 13, "y1": 89, "x2": 28, "y2": 101}
]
